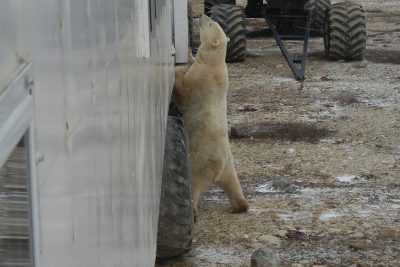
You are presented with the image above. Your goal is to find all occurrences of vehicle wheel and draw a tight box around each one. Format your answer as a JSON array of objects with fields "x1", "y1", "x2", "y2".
[
  {"x1": 210, "y1": 4, "x2": 246, "y2": 63},
  {"x1": 156, "y1": 104, "x2": 193, "y2": 259},
  {"x1": 305, "y1": 0, "x2": 331, "y2": 32},
  {"x1": 324, "y1": 1, "x2": 366, "y2": 60},
  {"x1": 204, "y1": 0, "x2": 236, "y2": 16}
]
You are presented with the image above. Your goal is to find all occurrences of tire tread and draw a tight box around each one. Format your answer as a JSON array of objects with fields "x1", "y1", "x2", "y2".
[
  {"x1": 325, "y1": 1, "x2": 366, "y2": 60},
  {"x1": 210, "y1": 4, "x2": 246, "y2": 63}
]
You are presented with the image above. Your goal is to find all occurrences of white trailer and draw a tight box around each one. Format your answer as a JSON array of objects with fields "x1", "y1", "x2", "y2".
[{"x1": 0, "y1": 0, "x2": 188, "y2": 266}]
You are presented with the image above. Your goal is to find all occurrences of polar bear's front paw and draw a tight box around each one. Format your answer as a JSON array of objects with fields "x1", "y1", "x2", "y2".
[
  {"x1": 188, "y1": 48, "x2": 195, "y2": 66},
  {"x1": 232, "y1": 198, "x2": 249, "y2": 213}
]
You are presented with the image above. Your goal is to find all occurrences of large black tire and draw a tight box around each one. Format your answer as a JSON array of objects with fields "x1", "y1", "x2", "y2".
[
  {"x1": 245, "y1": 0, "x2": 264, "y2": 18},
  {"x1": 156, "y1": 104, "x2": 193, "y2": 259},
  {"x1": 204, "y1": 0, "x2": 236, "y2": 16},
  {"x1": 305, "y1": 0, "x2": 331, "y2": 32},
  {"x1": 210, "y1": 4, "x2": 246, "y2": 63},
  {"x1": 324, "y1": 1, "x2": 366, "y2": 60}
]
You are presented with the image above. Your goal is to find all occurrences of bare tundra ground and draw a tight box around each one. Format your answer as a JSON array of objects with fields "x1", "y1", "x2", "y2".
[{"x1": 159, "y1": 1, "x2": 400, "y2": 266}]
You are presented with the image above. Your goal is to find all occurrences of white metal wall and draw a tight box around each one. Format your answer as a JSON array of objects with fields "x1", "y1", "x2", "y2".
[{"x1": 0, "y1": 0, "x2": 174, "y2": 266}]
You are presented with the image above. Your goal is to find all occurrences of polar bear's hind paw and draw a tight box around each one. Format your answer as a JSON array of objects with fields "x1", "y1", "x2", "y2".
[{"x1": 232, "y1": 198, "x2": 249, "y2": 213}]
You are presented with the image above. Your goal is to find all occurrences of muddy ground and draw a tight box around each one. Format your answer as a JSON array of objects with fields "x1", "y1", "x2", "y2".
[{"x1": 159, "y1": 1, "x2": 400, "y2": 266}]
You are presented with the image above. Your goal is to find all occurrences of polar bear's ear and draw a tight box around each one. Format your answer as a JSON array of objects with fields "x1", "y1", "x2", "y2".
[{"x1": 226, "y1": 37, "x2": 230, "y2": 43}]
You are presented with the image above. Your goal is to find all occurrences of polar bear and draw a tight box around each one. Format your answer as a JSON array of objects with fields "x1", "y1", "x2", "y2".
[{"x1": 173, "y1": 14, "x2": 248, "y2": 219}]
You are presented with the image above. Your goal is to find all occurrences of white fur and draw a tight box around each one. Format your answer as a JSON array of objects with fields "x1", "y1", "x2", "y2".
[{"x1": 173, "y1": 15, "x2": 248, "y2": 219}]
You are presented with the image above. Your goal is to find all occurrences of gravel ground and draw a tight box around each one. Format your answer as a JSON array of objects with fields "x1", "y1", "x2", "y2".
[{"x1": 159, "y1": 1, "x2": 400, "y2": 266}]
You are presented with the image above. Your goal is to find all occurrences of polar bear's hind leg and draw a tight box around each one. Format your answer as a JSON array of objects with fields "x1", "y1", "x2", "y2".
[
  {"x1": 191, "y1": 178, "x2": 207, "y2": 221},
  {"x1": 217, "y1": 164, "x2": 248, "y2": 213},
  {"x1": 192, "y1": 158, "x2": 224, "y2": 220}
]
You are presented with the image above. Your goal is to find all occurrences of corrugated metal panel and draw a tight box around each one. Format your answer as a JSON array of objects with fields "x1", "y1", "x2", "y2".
[{"x1": 0, "y1": 0, "x2": 174, "y2": 266}]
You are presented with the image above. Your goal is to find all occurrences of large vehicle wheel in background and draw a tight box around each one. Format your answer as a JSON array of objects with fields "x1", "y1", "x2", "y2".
[
  {"x1": 156, "y1": 104, "x2": 193, "y2": 259},
  {"x1": 305, "y1": 0, "x2": 331, "y2": 32},
  {"x1": 204, "y1": 0, "x2": 236, "y2": 16},
  {"x1": 324, "y1": 1, "x2": 366, "y2": 60},
  {"x1": 210, "y1": 4, "x2": 246, "y2": 63}
]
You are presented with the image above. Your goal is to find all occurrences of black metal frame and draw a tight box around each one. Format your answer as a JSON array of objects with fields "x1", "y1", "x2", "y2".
[{"x1": 264, "y1": 6, "x2": 312, "y2": 80}]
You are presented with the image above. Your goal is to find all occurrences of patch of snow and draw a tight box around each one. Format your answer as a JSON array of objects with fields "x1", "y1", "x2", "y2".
[
  {"x1": 320, "y1": 210, "x2": 341, "y2": 221},
  {"x1": 254, "y1": 180, "x2": 300, "y2": 194},
  {"x1": 272, "y1": 76, "x2": 298, "y2": 84},
  {"x1": 202, "y1": 187, "x2": 229, "y2": 202},
  {"x1": 319, "y1": 139, "x2": 337, "y2": 144},
  {"x1": 279, "y1": 213, "x2": 295, "y2": 220},
  {"x1": 355, "y1": 208, "x2": 372, "y2": 218},
  {"x1": 300, "y1": 187, "x2": 330, "y2": 195},
  {"x1": 389, "y1": 203, "x2": 400, "y2": 209},
  {"x1": 255, "y1": 182, "x2": 276, "y2": 193},
  {"x1": 202, "y1": 196, "x2": 229, "y2": 202},
  {"x1": 335, "y1": 174, "x2": 369, "y2": 184},
  {"x1": 208, "y1": 187, "x2": 224, "y2": 193},
  {"x1": 193, "y1": 246, "x2": 243, "y2": 265},
  {"x1": 362, "y1": 97, "x2": 394, "y2": 108},
  {"x1": 336, "y1": 174, "x2": 357, "y2": 183},
  {"x1": 249, "y1": 208, "x2": 266, "y2": 214}
]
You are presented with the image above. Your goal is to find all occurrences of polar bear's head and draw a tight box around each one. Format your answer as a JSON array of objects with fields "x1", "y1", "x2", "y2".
[{"x1": 198, "y1": 14, "x2": 230, "y2": 60}]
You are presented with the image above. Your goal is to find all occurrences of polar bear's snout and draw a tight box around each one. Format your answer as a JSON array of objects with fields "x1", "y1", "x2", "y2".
[{"x1": 200, "y1": 14, "x2": 212, "y2": 27}]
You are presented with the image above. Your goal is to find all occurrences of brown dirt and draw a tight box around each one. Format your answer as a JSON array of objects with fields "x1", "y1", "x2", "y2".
[{"x1": 161, "y1": 1, "x2": 400, "y2": 266}]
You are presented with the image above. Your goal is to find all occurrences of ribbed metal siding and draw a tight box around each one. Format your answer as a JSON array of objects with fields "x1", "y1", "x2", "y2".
[{"x1": 0, "y1": 0, "x2": 174, "y2": 266}]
